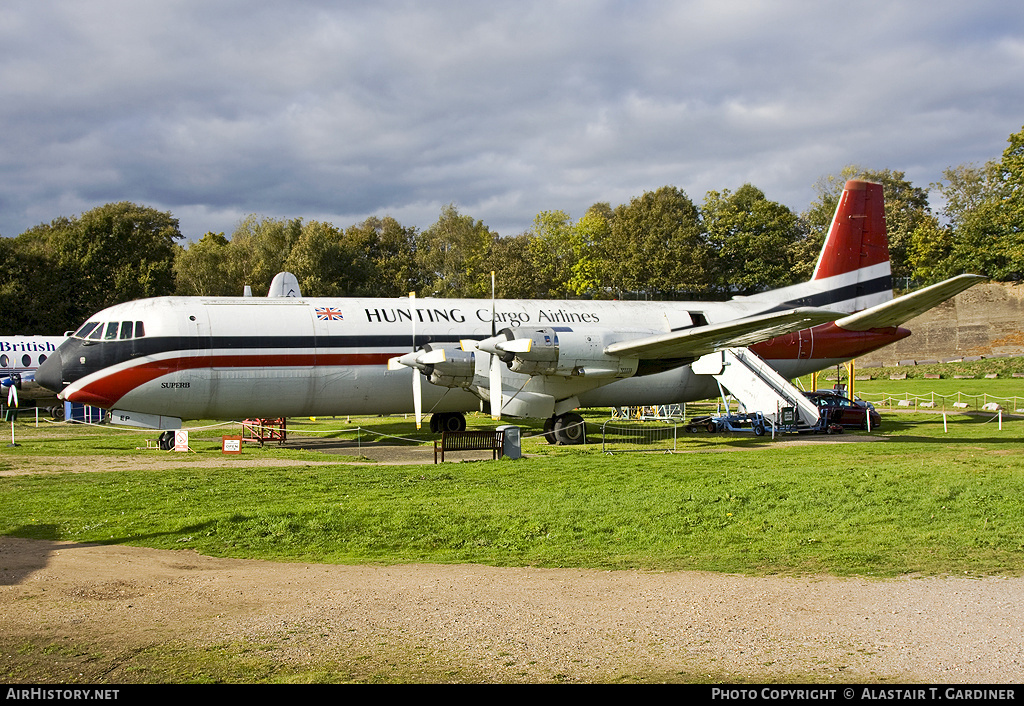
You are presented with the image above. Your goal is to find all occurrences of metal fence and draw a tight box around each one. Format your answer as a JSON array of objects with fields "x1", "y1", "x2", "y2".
[{"x1": 600, "y1": 419, "x2": 681, "y2": 454}]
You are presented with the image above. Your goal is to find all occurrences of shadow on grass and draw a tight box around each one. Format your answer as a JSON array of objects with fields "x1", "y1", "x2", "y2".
[
  {"x1": 2, "y1": 524, "x2": 212, "y2": 588},
  {"x1": 0, "y1": 523, "x2": 212, "y2": 587}
]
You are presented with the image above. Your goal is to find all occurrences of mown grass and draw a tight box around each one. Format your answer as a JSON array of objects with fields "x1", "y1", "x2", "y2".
[
  {"x1": 800, "y1": 356, "x2": 1024, "y2": 409},
  {"x1": 3, "y1": 406, "x2": 1024, "y2": 578},
  {"x1": 3, "y1": 387, "x2": 1023, "y2": 683}
]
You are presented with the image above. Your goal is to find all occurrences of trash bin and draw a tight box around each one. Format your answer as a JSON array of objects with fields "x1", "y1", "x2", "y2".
[{"x1": 495, "y1": 424, "x2": 521, "y2": 460}]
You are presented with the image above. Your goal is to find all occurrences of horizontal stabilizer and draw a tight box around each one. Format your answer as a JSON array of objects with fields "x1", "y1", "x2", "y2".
[
  {"x1": 604, "y1": 307, "x2": 842, "y2": 360},
  {"x1": 835, "y1": 274, "x2": 986, "y2": 331}
]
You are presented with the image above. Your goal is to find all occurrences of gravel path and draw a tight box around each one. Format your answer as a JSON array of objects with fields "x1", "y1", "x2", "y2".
[{"x1": 2, "y1": 536, "x2": 1023, "y2": 683}]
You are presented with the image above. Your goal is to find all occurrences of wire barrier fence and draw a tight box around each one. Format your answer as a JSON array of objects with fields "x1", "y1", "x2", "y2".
[
  {"x1": 600, "y1": 420, "x2": 681, "y2": 454},
  {"x1": 858, "y1": 391, "x2": 1024, "y2": 412},
  {"x1": 5, "y1": 391, "x2": 1020, "y2": 457}
]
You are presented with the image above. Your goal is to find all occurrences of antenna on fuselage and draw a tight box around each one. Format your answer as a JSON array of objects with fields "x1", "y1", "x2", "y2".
[{"x1": 267, "y1": 272, "x2": 301, "y2": 297}]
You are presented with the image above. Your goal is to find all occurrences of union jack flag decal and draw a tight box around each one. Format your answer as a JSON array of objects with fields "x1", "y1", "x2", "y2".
[{"x1": 315, "y1": 307, "x2": 344, "y2": 321}]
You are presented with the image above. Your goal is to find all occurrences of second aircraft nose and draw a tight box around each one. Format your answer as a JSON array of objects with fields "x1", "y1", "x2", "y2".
[{"x1": 35, "y1": 350, "x2": 64, "y2": 394}]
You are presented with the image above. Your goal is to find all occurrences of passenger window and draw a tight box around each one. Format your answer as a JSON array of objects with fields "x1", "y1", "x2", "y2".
[
  {"x1": 39, "y1": 354, "x2": 47, "y2": 364},
  {"x1": 1, "y1": 354, "x2": 8, "y2": 367},
  {"x1": 104, "y1": 322, "x2": 119, "y2": 340},
  {"x1": 120, "y1": 321, "x2": 134, "y2": 339},
  {"x1": 22, "y1": 354, "x2": 31, "y2": 367},
  {"x1": 135, "y1": 321, "x2": 145, "y2": 338}
]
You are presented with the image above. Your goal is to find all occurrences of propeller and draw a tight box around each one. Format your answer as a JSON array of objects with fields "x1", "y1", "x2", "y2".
[
  {"x1": 489, "y1": 272, "x2": 502, "y2": 420},
  {"x1": 409, "y1": 292, "x2": 420, "y2": 428},
  {"x1": 384, "y1": 292, "x2": 439, "y2": 430}
]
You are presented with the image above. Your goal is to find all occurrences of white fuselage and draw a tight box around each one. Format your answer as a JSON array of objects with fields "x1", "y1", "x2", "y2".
[{"x1": 40, "y1": 292, "x2": 906, "y2": 423}]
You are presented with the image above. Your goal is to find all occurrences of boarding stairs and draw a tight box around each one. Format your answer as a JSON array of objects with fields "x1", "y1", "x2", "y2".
[{"x1": 692, "y1": 347, "x2": 820, "y2": 429}]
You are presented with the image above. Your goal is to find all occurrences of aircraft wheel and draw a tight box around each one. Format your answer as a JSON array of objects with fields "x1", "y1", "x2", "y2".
[
  {"x1": 434, "y1": 412, "x2": 466, "y2": 433},
  {"x1": 543, "y1": 416, "x2": 557, "y2": 444},
  {"x1": 50, "y1": 405, "x2": 65, "y2": 421},
  {"x1": 553, "y1": 412, "x2": 586, "y2": 445}
]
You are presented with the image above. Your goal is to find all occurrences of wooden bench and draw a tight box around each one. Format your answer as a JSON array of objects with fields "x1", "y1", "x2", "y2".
[{"x1": 434, "y1": 430, "x2": 504, "y2": 463}]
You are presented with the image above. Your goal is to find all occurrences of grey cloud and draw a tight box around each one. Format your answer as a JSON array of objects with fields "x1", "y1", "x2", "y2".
[{"x1": 1, "y1": 1, "x2": 1023, "y2": 240}]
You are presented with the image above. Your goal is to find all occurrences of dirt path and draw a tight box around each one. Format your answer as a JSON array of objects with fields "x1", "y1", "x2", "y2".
[{"x1": 2, "y1": 536, "x2": 1023, "y2": 683}]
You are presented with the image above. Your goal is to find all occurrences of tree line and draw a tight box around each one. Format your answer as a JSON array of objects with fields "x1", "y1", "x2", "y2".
[{"x1": 3, "y1": 125, "x2": 1023, "y2": 335}]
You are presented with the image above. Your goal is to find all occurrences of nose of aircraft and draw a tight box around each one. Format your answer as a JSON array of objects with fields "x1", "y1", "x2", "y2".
[{"x1": 35, "y1": 350, "x2": 64, "y2": 394}]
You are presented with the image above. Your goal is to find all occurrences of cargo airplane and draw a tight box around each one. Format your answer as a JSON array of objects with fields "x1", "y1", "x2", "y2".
[{"x1": 36, "y1": 180, "x2": 984, "y2": 443}]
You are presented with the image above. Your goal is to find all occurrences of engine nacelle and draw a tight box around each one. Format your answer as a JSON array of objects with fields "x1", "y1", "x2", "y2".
[
  {"x1": 422, "y1": 346, "x2": 476, "y2": 389},
  {"x1": 484, "y1": 327, "x2": 639, "y2": 379}
]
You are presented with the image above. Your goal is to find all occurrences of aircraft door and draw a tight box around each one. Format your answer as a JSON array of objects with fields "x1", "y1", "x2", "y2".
[
  {"x1": 797, "y1": 328, "x2": 813, "y2": 359},
  {"x1": 186, "y1": 308, "x2": 212, "y2": 362}
]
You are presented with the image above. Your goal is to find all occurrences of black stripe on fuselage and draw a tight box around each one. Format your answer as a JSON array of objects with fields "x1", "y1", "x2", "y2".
[
  {"x1": 770, "y1": 274, "x2": 893, "y2": 312},
  {"x1": 62, "y1": 333, "x2": 474, "y2": 366}
]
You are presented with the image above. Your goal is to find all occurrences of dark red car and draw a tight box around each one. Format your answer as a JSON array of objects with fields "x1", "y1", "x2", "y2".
[{"x1": 803, "y1": 390, "x2": 881, "y2": 430}]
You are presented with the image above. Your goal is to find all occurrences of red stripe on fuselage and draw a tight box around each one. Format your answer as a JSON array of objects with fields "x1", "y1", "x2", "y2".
[
  {"x1": 750, "y1": 322, "x2": 909, "y2": 361},
  {"x1": 65, "y1": 352, "x2": 393, "y2": 409}
]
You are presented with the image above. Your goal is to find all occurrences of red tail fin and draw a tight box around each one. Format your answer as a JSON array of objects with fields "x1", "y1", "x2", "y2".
[{"x1": 812, "y1": 180, "x2": 890, "y2": 280}]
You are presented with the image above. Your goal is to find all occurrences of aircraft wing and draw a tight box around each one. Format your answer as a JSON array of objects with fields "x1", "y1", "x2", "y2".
[
  {"x1": 835, "y1": 274, "x2": 986, "y2": 332},
  {"x1": 603, "y1": 307, "x2": 843, "y2": 360}
]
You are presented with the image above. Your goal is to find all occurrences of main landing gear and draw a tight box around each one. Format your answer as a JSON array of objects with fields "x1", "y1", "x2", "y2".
[
  {"x1": 543, "y1": 412, "x2": 586, "y2": 445},
  {"x1": 429, "y1": 410, "x2": 586, "y2": 445},
  {"x1": 429, "y1": 411, "x2": 466, "y2": 433}
]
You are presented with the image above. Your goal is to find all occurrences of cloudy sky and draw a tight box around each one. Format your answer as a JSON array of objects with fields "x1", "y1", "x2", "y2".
[{"x1": 2, "y1": 1, "x2": 1023, "y2": 241}]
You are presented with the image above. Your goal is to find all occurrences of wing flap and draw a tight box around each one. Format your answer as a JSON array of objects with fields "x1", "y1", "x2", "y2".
[
  {"x1": 604, "y1": 307, "x2": 842, "y2": 360},
  {"x1": 835, "y1": 274, "x2": 986, "y2": 331}
]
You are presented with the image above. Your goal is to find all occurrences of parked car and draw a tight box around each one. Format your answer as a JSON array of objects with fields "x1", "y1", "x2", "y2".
[{"x1": 803, "y1": 390, "x2": 881, "y2": 430}]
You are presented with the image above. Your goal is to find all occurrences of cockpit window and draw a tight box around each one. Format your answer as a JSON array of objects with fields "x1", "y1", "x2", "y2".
[
  {"x1": 74, "y1": 320, "x2": 146, "y2": 341},
  {"x1": 74, "y1": 322, "x2": 100, "y2": 339}
]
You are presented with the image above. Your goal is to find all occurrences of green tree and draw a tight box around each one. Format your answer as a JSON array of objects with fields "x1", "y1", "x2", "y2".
[
  {"x1": 922, "y1": 126, "x2": 1024, "y2": 281},
  {"x1": 173, "y1": 232, "x2": 234, "y2": 296},
  {"x1": 489, "y1": 232, "x2": 541, "y2": 299},
  {"x1": 282, "y1": 220, "x2": 352, "y2": 296},
  {"x1": 524, "y1": 210, "x2": 601, "y2": 298},
  {"x1": 571, "y1": 211, "x2": 609, "y2": 297},
  {"x1": 416, "y1": 204, "x2": 496, "y2": 297},
  {"x1": 703, "y1": 184, "x2": 804, "y2": 294},
  {"x1": 7, "y1": 202, "x2": 182, "y2": 331},
  {"x1": 0, "y1": 237, "x2": 64, "y2": 334},
  {"x1": 223, "y1": 215, "x2": 302, "y2": 296},
  {"x1": 907, "y1": 217, "x2": 955, "y2": 285},
  {"x1": 598, "y1": 186, "x2": 709, "y2": 299},
  {"x1": 343, "y1": 216, "x2": 420, "y2": 297}
]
